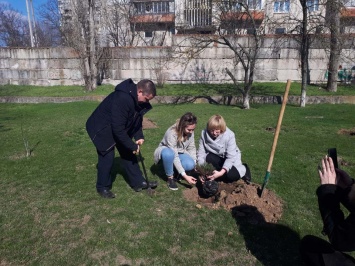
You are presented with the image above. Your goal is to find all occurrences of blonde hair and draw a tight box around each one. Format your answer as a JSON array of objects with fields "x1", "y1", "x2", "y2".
[
  {"x1": 207, "y1": 115, "x2": 226, "y2": 133},
  {"x1": 175, "y1": 112, "x2": 197, "y2": 143}
]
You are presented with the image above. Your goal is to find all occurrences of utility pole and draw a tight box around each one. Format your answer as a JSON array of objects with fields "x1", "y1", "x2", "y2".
[{"x1": 25, "y1": 0, "x2": 37, "y2": 47}]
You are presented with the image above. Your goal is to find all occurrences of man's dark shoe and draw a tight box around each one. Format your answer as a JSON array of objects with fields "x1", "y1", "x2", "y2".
[
  {"x1": 133, "y1": 181, "x2": 158, "y2": 192},
  {"x1": 97, "y1": 189, "x2": 115, "y2": 199},
  {"x1": 242, "y1": 163, "x2": 252, "y2": 184}
]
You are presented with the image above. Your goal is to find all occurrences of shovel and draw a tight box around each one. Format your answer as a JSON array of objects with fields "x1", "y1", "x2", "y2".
[
  {"x1": 138, "y1": 150, "x2": 155, "y2": 196},
  {"x1": 258, "y1": 79, "x2": 291, "y2": 197}
]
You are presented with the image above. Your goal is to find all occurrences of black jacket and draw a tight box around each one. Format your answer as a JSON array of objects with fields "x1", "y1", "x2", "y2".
[
  {"x1": 86, "y1": 79, "x2": 152, "y2": 154},
  {"x1": 317, "y1": 180, "x2": 355, "y2": 252}
]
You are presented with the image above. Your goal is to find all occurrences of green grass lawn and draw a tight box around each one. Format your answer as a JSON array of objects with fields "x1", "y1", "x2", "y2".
[
  {"x1": 0, "y1": 81, "x2": 354, "y2": 97},
  {"x1": 1, "y1": 102, "x2": 355, "y2": 265}
]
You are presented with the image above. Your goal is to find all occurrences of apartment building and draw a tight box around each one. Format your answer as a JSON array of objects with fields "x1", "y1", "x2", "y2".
[
  {"x1": 57, "y1": 0, "x2": 355, "y2": 47},
  {"x1": 129, "y1": 0, "x2": 355, "y2": 44}
]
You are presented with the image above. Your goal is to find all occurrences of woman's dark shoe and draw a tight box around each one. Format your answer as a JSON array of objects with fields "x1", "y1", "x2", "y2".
[
  {"x1": 167, "y1": 178, "x2": 178, "y2": 190},
  {"x1": 97, "y1": 189, "x2": 116, "y2": 199}
]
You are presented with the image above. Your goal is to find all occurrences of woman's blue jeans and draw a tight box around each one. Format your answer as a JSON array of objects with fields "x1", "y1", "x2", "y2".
[{"x1": 160, "y1": 147, "x2": 195, "y2": 177}]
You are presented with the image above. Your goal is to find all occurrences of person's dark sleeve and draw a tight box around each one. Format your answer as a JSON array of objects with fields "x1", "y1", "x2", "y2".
[
  {"x1": 133, "y1": 119, "x2": 144, "y2": 141},
  {"x1": 317, "y1": 183, "x2": 355, "y2": 251},
  {"x1": 111, "y1": 93, "x2": 137, "y2": 152},
  {"x1": 132, "y1": 102, "x2": 152, "y2": 142}
]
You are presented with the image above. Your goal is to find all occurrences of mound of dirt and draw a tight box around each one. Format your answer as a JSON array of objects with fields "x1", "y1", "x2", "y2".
[
  {"x1": 338, "y1": 128, "x2": 355, "y2": 136},
  {"x1": 183, "y1": 180, "x2": 284, "y2": 224},
  {"x1": 142, "y1": 117, "x2": 158, "y2": 129}
]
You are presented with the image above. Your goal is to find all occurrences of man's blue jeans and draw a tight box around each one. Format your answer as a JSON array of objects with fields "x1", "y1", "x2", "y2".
[{"x1": 160, "y1": 147, "x2": 195, "y2": 177}]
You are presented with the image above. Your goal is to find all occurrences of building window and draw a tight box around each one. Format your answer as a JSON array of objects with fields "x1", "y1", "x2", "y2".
[
  {"x1": 222, "y1": 0, "x2": 261, "y2": 11},
  {"x1": 274, "y1": 0, "x2": 290, "y2": 12},
  {"x1": 145, "y1": 31, "x2": 153, "y2": 37},
  {"x1": 222, "y1": 0, "x2": 242, "y2": 11},
  {"x1": 344, "y1": 0, "x2": 355, "y2": 6},
  {"x1": 247, "y1": 0, "x2": 262, "y2": 9},
  {"x1": 275, "y1": 27, "x2": 286, "y2": 34},
  {"x1": 307, "y1": 0, "x2": 319, "y2": 11},
  {"x1": 135, "y1": 2, "x2": 171, "y2": 14},
  {"x1": 184, "y1": 0, "x2": 212, "y2": 27}
]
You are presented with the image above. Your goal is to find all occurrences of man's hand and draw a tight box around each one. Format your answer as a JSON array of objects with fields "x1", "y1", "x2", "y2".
[
  {"x1": 133, "y1": 145, "x2": 140, "y2": 155},
  {"x1": 133, "y1": 139, "x2": 144, "y2": 154},
  {"x1": 136, "y1": 139, "x2": 144, "y2": 145},
  {"x1": 319, "y1": 156, "x2": 336, "y2": 185}
]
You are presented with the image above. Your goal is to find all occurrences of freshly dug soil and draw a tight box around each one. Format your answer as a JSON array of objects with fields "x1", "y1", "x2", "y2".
[
  {"x1": 143, "y1": 118, "x2": 283, "y2": 224},
  {"x1": 142, "y1": 117, "x2": 158, "y2": 129},
  {"x1": 183, "y1": 180, "x2": 284, "y2": 224}
]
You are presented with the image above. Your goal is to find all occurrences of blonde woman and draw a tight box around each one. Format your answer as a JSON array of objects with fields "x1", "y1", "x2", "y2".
[
  {"x1": 197, "y1": 114, "x2": 251, "y2": 184},
  {"x1": 154, "y1": 112, "x2": 198, "y2": 190}
]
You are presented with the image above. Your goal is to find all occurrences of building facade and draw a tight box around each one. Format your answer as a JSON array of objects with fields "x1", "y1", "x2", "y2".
[{"x1": 57, "y1": 0, "x2": 355, "y2": 47}]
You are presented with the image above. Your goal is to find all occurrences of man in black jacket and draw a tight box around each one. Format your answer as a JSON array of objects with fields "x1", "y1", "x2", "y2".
[
  {"x1": 86, "y1": 79, "x2": 158, "y2": 198},
  {"x1": 300, "y1": 155, "x2": 355, "y2": 265}
]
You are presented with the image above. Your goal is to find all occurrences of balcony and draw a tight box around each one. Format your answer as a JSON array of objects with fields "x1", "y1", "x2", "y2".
[
  {"x1": 220, "y1": 10, "x2": 265, "y2": 22},
  {"x1": 341, "y1": 7, "x2": 355, "y2": 18},
  {"x1": 220, "y1": 10, "x2": 264, "y2": 31},
  {"x1": 130, "y1": 0, "x2": 175, "y2": 30},
  {"x1": 130, "y1": 13, "x2": 175, "y2": 24}
]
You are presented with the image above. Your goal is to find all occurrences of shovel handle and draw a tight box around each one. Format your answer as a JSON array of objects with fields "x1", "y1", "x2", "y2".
[
  {"x1": 267, "y1": 79, "x2": 291, "y2": 172},
  {"x1": 138, "y1": 150, "x2": 149, "y2": 184}
]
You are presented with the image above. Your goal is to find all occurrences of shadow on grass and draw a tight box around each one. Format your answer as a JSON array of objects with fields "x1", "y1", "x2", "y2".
[
  {"x1": 111, "y1": 157, "x2": 127, "y2": 187},
  {"x1": 111, "y1": 156, "x2": 160, "y2": 188},
  {"x1": 232, "y1": 204, "x2": 303, "y2": 266}
]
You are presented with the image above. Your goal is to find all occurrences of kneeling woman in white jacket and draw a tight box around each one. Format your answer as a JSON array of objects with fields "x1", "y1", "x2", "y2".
[{"x1": 197, "y1": 114, "x2": 251, "y2": 184}]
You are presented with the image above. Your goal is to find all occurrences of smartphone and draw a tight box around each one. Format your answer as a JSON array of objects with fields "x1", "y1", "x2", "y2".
[{"x1": 328, "y1": 148, "x2": 339, "y2": 168}]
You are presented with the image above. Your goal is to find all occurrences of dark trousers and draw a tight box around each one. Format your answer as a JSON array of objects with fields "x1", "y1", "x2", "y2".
[
  {"x1": 96, "y1": 145, "x2": 145, "y2": 191},
  {"x1": 206, "y1": 153, "x2": 241, "y2": 182},
  {"x1": 300, "y1": 235, "x2": 355, "y2": 266}
]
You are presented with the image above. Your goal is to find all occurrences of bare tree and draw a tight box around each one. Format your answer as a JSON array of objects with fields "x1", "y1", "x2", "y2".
[
  {"x1": 267, "y1": 0, "x2": 331, "y2": 107},
  {"x1": 325, "y1": 0, "x2": 342, "y2": 92},
  {"x1": 56, "y1": 0, "x2": 104, "y2": 91},
  {"x1": 176, "y1": 0, "x2": 265, "y2": 109},
  {"x1": 100, "y1": 0, "x2": 174, "y2": 47},
  {"x1": 297, "y1": 0, "x2": 311, "y2": 107},
  {"x1": 290, "y1": 0, "x2": 325, "y2": 107},
  {"x1": 37, "y1": 0, "x2": 62, "y2": 46},
  {"x1": 0, "y1": 3, "x2": 31, "y2": 47},
  {"x1": 100, "y1": 0, "x2": 138, "y2": 46}
]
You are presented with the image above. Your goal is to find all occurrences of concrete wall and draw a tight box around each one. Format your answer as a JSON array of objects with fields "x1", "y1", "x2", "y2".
[
  {"x1": 0, "y1": 47, "x2": 84, "y2": 86},
  {"x1": 0, "y1": 37, "x2": 354, "y2": 86}
]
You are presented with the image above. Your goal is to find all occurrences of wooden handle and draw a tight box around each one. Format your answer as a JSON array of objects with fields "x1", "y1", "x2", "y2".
[{"x1": 267, "y1": 79, "x2": 291, "y2": 172}]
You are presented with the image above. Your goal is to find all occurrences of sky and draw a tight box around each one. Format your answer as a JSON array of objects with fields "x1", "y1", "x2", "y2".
[{"x1": 4, "y1": 0, "x2": 47, "y2": 15}]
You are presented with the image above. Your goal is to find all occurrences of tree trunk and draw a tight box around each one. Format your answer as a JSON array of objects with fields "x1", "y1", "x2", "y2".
[
  {"x1": 242, "y1": 93, "x2": 250, "y2": 109},
  {"x1": 300, "y1": 0, "x2": 308, "y2": 107},
  {"x1": 327, "y1": 50, "x2": 340, "y2": 92},
  {"x1": 87, "y1": 0, "x2": 97, "y2": 91},
  {"x1": 225, "y1": 67, "x2": 251, "y2": 109},
  {"x1": 326, "y1": 0, "x2": 341, "y2": 92}
]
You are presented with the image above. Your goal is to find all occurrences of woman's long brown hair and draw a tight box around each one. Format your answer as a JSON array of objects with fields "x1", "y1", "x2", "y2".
[{"x1": 175, "y1": 112, "x2": 197, "y2": 143}]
